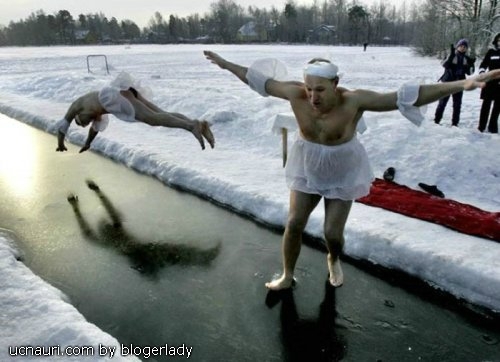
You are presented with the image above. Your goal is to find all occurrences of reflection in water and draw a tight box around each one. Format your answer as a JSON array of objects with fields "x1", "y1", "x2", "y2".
[
  {"x1": 266, "y1": 281, "x2": 346, "y2": 361},
  {"x1": 67, "y1": 180, "x2": 221, "y2": 275},
  {"x1": 0, "y1": 117, "x2": 38, "y2": 198}
]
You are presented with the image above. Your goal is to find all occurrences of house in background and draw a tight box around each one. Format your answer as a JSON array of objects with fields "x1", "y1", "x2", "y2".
[
  {"x1": 307, "y1": 24, "x2": 336, "y2": 44},
  {"x1": 74, "y1": 29, "x2": 90, "y2": 44},
  {"x1": 237, "y1": 21, "x2": 267, "y2": 42}
]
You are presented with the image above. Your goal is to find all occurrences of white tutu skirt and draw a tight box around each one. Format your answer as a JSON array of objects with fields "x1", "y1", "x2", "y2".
[
  {"x1": 285, "y1": 135, "x2": 374, "y2": 200},
  {"x1": 98, "y1": 86, "x2": 135, "y2": 122}
]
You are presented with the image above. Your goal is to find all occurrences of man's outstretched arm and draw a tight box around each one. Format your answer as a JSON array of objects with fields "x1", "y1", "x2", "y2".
[
  {"x1": 204, "y1": 50, "x2": 249, "y2": 85},
  {"x1": 415, "y1": 69, "x2": 500, "y2": 106},
  {"x1": 79, "y1": 127, "x2": 98, "y2": 153},
  {"x1": 204, "y1": 50, "x2": 302, "y2": 100},
  {"x1": 357, "y1": 69, "x2": 500, "y2": 117},
  {"x1": 56, "y1": 101, "x2": 79, "y2": 152}
]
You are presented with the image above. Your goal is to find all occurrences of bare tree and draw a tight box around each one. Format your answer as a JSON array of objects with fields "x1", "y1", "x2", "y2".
[
  {"x1": 427, "y1": 0, "x2": 499, "y2": 56},
  {"x1": 209, "y1": 0, "x2": 245, "y2": 43},
  {"x1": 56, "y1": 10, "x2": 74, "y2": 44},
  {"x1": 348, "y1": 5, "x2": 369, "y2": 45}
]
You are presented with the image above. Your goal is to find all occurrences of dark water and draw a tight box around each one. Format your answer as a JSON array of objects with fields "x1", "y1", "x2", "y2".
[{"x1": 1, "y1": 117, "x2": 499, "y2": 361}]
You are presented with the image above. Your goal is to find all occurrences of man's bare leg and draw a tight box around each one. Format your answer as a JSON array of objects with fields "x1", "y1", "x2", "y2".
[
  {"x1": 266, "y1": 191, "x2": 321, "y2": 290},
  {"x1": 164, "y1": 112, "x2": 214, "y2": 149},
  {"x1": 123, "y1": 91, "x2": 214, "y2": 149},
  {"x1": 265, "y1": 228, "x2": 301, "y2": 290},
  {"x1": 324, "y1": 198, "x2": 352, "y2": 288},
  {"x1": 168, "y1": 119, "x2": 213, "y2": 150}
]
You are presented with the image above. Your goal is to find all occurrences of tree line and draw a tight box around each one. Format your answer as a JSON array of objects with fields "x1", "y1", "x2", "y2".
[{"x1": 0, "y1": 0, "x2": 498, "y2": 57}]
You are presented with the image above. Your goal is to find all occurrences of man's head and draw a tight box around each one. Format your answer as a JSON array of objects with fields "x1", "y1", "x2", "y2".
[
  {"x1": 303, "y1": 58, "x2": 339, "y2": 111},
  {"x1": 75, "y1": 114, "x2": 91, "y2": 127}
]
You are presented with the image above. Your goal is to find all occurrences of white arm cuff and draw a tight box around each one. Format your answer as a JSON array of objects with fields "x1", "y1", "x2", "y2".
[
  {"x1": 397, "y1": 82, "x2": 426, "y2": 126},
  {"x1": 110, "y1": 71, "x2": 153, "y2": 99},
  {"x1": 56, "y1": 118, "x2": 70, "y2": 134},
  {"x1": 246, "y1": 68, "x2": 270, "y2": 96},
  {"x1": 246, "y1": 58, "x2": 288, "y2": 97},
  {"x1": 92, "y1": 115, "x2": 109, "y2": 132}
]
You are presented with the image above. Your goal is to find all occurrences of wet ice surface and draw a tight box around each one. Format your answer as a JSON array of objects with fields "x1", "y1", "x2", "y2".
[
  {"x1": 1, "y1": 43, "x2": 500, "y2": 360},
  {"x1": 1, "y1": 120, "x2": 499, "y2": 361}
]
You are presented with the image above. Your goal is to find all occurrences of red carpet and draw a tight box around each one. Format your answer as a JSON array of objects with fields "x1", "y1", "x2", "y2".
[{"x1": 356, "y1": 178, "x2": 500, "y2": 242}]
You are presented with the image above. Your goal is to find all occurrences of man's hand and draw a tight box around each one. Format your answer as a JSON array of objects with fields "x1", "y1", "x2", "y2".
[
  {"x1": 204, "y1": 50, "x2": 227, "y2": 69},
  {"x1": 79, "y1": 144, "x2": 90, "y2": 153},
  {"x1": 67, "y1": 193, "x2": 78, "y2": 204},
  {"x1": 464, "y1": 69, "x2": 500, "y2": 91},
  {"x1": 56, "y1": 131, "x2": 67, "y2": 152}
]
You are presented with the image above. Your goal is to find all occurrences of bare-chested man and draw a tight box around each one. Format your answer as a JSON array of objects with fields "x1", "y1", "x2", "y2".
[
  {"x1": 204, "y1": 50, "x2": 500, "y2": 290},
  {"x1": 55, "y1": 78, "x2": 214, "y2": 153}
]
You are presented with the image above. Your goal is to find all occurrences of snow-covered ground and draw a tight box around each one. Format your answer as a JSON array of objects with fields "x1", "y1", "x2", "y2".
[{"x1": 0, "y1": 44, "x2": 499, "y2": 358}]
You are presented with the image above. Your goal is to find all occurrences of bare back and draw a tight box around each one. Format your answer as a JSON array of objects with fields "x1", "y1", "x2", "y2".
[{"x1": 65, "y1": 91, "x2": 106, "y2": 125}]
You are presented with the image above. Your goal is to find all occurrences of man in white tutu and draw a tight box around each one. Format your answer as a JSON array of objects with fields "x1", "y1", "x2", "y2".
[
  {"x1": 55, "y1": 72, "x2": 214, "y2": 153},
  {"x1": 204, "y1": 50, "x2": 500, "y2": 290}
]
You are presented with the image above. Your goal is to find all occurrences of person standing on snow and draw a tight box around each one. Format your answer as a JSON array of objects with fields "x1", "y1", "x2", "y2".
[
  {"x1": 477, "y1": 33, "x2": 500, "y2": 133},
  {"x1": 434, "y1": 39, "x2": 476, "y2": 126}
]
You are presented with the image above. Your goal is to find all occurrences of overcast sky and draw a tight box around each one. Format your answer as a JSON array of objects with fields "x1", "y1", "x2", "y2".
[{"x1": 0, "y1": 0, "x2": 403, "y2": 28}]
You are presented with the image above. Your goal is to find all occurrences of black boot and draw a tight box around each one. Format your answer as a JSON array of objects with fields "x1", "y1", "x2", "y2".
[{"x1": 418, "y1": 183, "x2": 445, "y2": 198}]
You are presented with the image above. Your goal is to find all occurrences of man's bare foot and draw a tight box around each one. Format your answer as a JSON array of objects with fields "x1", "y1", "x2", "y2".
[
  {"x1": 201, "y1": 121, "x2": 215, "y2": 148},
  {"x1": 265, "y1": 274, "x2": 295, "y2": 290},
  {"x1": 327, "y1": 254, "x2": 344, "y2": 287},
  {"x1": 192, "y1": 122, "x2": 205, "y2": 150}
]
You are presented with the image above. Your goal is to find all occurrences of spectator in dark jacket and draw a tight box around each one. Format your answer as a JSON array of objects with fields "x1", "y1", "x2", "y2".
[
  {"x1": 477, "y1": 33, "x2": 500, "y2": 133},
  {"x1": 434, "y1": 39, "x2": 476, "y2": 126}
]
